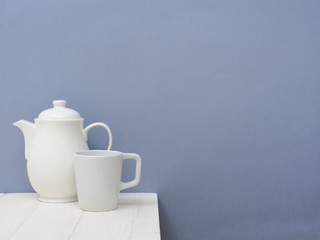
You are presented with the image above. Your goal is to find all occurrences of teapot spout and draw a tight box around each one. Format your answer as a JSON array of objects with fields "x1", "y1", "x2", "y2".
[{"x1": 13, "y1": 120, "x2": 36, "y2": 160}]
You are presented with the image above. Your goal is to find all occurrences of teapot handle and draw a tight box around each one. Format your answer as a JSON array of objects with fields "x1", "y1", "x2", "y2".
[{"x1": 83, "y1": 122, "x2": 113, "y2": 150}]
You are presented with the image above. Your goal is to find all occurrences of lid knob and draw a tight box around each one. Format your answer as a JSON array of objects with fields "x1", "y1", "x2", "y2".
[{"x1": 53, "y1": 100, "x2": 66, "y2": 108}]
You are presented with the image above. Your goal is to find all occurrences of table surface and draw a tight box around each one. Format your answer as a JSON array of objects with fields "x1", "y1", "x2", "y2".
[{"x1": 0, "y1": 193, "x2": 160, "y2": 240}]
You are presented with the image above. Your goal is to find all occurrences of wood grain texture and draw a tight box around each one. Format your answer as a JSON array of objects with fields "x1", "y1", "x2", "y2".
[
  {"x1": 0, "y1": 193, "x2": 160, "y2": 240},
  {"x1": 0, "y1": 193, "x2": 39, "y2": 239}
]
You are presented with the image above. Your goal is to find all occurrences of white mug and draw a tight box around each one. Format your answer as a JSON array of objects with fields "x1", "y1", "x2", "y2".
[{"x1": 74, "y1": 150, "x2": 142, "y2": 211}]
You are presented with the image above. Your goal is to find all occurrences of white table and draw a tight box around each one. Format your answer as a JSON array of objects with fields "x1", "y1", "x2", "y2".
[{"x1": 0, "y1": 193, "x2": 160, "y2": 240}]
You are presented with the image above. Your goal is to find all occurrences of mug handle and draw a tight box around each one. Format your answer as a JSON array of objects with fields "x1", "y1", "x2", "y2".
[
  {"x1": 83, "y1": 122, "x2": 113, "y2": 150},
  {"x1": 120, "y1": 153, "x2": 142, "y2": 191}
]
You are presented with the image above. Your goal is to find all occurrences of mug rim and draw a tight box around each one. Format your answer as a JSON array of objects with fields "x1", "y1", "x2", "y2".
[{"x1": 74, "y1": 150, "x2": 122, "y2": 158}]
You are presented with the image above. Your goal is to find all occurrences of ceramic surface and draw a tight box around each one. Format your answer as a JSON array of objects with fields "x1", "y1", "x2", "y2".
[
  {"x1": 74, "y1": 150, "x2": 142, "y2": 211},
  {"x1": 14, "y1": 100, "x2": 113, "y2": 202}
]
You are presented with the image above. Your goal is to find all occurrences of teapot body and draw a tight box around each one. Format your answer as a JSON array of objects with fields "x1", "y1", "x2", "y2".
[
  {"x1": 14, "y1": 100, "x2": 113, "y2": 203},
  {"x1": 28, "y1": 119, "x2": 88, "y2": 202}
]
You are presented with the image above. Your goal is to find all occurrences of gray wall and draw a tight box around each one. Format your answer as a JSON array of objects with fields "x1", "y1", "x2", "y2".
[{"x1": 1, "y1": 0, "x2": 320, "y2": 239}]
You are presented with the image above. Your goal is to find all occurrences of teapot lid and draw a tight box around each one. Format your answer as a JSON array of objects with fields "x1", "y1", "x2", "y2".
[{"x1": 38, "y1": 100, "x2": 82, "y2": 120}]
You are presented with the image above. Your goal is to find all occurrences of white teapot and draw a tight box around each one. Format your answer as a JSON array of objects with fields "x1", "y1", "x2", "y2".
[{"x1": 14, "y1": 100, "x2": 112, "y2": 202}]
